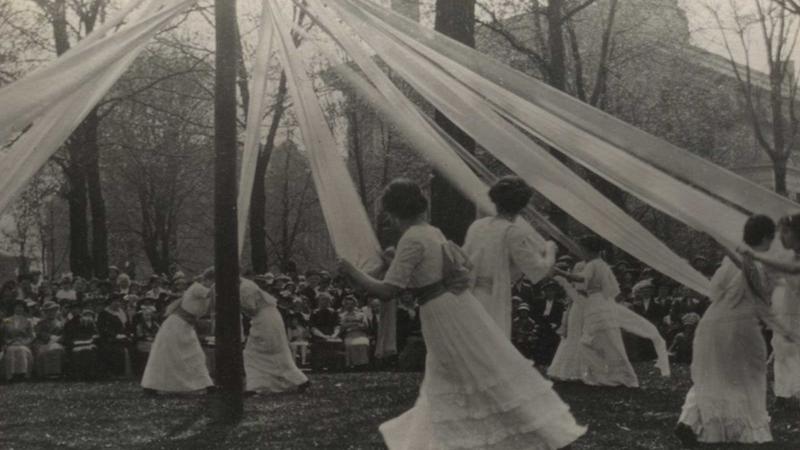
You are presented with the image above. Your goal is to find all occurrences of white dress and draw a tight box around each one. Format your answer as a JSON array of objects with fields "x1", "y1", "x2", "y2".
[
  {"x1": 463, "y1": 217, "x2": 555, "y2": 338},
  {"x1": 678, "y1": 256, "x2": 780, "y2": 443},
  {"x1": 771, "y1": 255, "x2": 800, "y2": 399},
  {"x1": 548, "y1": 259, "x2": 639, "y2": 387},
  {"x1": 379, "y1": 224, "x2": 585, "y2": 450},
  {"x1": 240, "y1": 278, "x2": 308, "y2": 393},
  {"x1": 141, "y1": 282, "x2": 213, "y2": 393},
  {"x1": 548, "y1": 265, "x2": 670, "y2": 383}
]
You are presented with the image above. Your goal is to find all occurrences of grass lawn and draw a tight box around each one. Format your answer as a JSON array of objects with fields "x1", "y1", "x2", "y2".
[{"x1": 1, "y1": 363, "x2": 799, "y2": 449}]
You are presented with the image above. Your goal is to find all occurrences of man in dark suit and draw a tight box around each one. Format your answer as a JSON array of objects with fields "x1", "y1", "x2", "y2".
[
  {"x1": 628, "y1": 278, "x2": 665, "y2": 361},
  {"x1": 631, "y1": 279, "x2": 666, "y2": 326},
  {"x1": 530, "y1": 280, "x2": 565, "y2": 365}
]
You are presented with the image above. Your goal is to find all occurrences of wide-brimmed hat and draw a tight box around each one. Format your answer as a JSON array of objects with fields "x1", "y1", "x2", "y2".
[
  {"x1": 42, "y1": 301, "x2": 59, "y2": 311},
  {"x1": 632, "y1": 279, "x2": 654, "y2": 296}
]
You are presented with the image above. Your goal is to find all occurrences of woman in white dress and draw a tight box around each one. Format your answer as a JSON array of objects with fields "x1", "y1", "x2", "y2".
[
  {"x1": 552, "y1": 237, "x2": 639, "y2": 388},
  {"x1": 463, "y1": 176, "x2": 557, "y2": 338},
  {"x1": 141, "y1": 270, "x2": 215, "y2": 394},
  {"x1": 339, "y1": 179, "x2": 585, "y2": 450},
  {"x1": 547, "y1": 262, "x2": 587, "y2": 381},
  {"x1": 676, "y1": 215, "x2": 799, "y2": 445},
  {"x1": 549, "y1": 259, "x2": 670, "y2": 384},
  {"x1": 770, "y1": 214, "x2": 800, "y2": 406},
  {"x1": 241, "y1": 277, "x2": 309, "y2": 394}
]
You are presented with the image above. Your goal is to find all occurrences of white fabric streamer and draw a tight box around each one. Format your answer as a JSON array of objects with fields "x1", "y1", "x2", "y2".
[
  {"x1": 292, "y1": 0, "x2": 584, "y2": 258},
  {"x1": 329, "y1": 0, "x2": 710, "y2": 296},
  {"x1": 0, "y1": 0, "x2": 195, "y2": 215},
  {"x1": 237, "y1": 2, "x2": 275, "y2": 255},
  {"x1": 266, "y1": 2, "x2": 382, "y2": 273},
  {"x1": 347, "y1": 0, "x2": 799, "y2": 221},
  {"x1": 0, "y1": 0, "x2": 192, "y2": 144},
  {"x1": 373, "y1": 20, "x2": 748, "y2": 250}
]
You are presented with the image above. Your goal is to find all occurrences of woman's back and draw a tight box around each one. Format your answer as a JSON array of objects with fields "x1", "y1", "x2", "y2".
[{"x1": 385, "y1": 224, "x2": 444, "y2": 289}]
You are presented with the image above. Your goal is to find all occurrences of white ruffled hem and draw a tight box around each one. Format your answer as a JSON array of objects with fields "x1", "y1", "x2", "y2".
[{"x1": 679, "y1": 390, "x2": 772, "y2": 443}]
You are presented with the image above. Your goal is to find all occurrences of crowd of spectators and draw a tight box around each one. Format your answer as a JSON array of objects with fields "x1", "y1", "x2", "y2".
[
  {"x1": 0, "y1": 266, "x2": 425, "y2": 383},
  {"x1": 0, "y1": 254, "x2": 717, "y2": 384}
]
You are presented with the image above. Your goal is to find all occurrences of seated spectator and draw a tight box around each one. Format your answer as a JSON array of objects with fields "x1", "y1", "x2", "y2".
[
  {"x1": 96, "y1": 294, "x2": 131, "y2": 378},
  {"x1": 669, "y1": 313, "x2": 700, "y2": 364},
  {"x1": 1, "y1": 301, "x2": 35, "y2": 381},
  {"x1": 116, "y1": 273, "x2": 132, "y2": 295},
  {"x1": 133, "y1": 305, "x2": 159, "y2": 377},
  {"x1": 287, "y1": 316, "x2": 310, "y2": 366},
  {"x1": 309, "y1": 293, "x2": 341, "y2": 371},
  {"x1": 145, "y1": 275, "x2": 168, "y2": 300},
  {"x1": 32, "y1": 301, "x2": 66, "y2": 378},
  {"x1": 511, "y1": 303, "x2": 539, "y2": 361},
  {"x1": 339, "y1": 295, "x2": 370, "y2": 370},
  {"x1": 63, "y1": 306, "x2": 100, "y2": 381},
  {"x1": 55, "y1": 275, "x2": 77, "y2": 305},
  {"x1": 286, "y1": 297, "x2": 310, "y2": 327}
]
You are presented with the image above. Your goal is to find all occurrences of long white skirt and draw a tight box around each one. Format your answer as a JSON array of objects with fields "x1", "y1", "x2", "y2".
[
  {"x1": 549, "y1": 294, "x2": 638, "y2": 387},
  {"x1": 3, "y1": 345, "x2": 33, "y2": 380},
  {"x1": 772, "y1": 286, "x2": 800, "y2": 399},
  {"x1": 548, "y1": 300, "x2": 586, "y2": 381},
  {"x1": 380, "y1": 291, "x2": 586, "y2": 450},
  {"x1": 244, "y1": 306, "x2": 308, "y2": 393},
  {"x1": 678, "y1": 313, "x2": 771, "y2": 443},
  {"x1": 141, "y1": 315, "x2": 213, "y2": 393},
  {"x1": 472, "y1": 285, "x2": 511, "y2": 339}
]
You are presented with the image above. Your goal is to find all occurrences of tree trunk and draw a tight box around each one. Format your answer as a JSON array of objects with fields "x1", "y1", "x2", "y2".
[
  {"x1": 348, "y1": 108, "x2": 368, "y2": 203},
  {"x1": 50, "y1": 0, "x2": 92, "y2": 278},
  {"x1": 432, "y1": 0, "x2": 476, "y2": 245},
  {"x1": 65, "y1": 140, "x2": 92, "y2": 278},
  {"x1": 774, "y1": 157, "x2": 789, "y2": 196},
  {"x1": 544, "y1": 0, "x2": 570, "y2": 232},
  {"x1": 250, "y1": 73, "x2": 287, "y2": 274},
  {"x1": 84, "y1": 108, "x2": 109, "y2": 279},
  {"x1": 214, "y1": 0, "x2": 243, "y2": 422}
]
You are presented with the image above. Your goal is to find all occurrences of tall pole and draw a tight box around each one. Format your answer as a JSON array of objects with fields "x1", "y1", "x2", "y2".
[{"x1": 214, "y1": 0, "x2": 243, "y2": 422}]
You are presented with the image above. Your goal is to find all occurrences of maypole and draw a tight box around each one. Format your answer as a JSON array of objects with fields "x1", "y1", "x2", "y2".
[{"x1": 214, "y1": 0, "x2": 244, "y2": 422}]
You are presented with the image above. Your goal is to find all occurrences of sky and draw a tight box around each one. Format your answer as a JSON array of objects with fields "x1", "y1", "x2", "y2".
[{"x1": 679, "y1": 0, "x2": 798, "y2": 74}]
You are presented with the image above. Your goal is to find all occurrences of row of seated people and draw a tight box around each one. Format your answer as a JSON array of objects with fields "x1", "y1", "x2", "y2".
[
  {"x1": 267, "y1": 285, "x2": 425, "y2": 372},
  {"x1": 0, "y1": 295, "x2": 160, "y2": 382}
]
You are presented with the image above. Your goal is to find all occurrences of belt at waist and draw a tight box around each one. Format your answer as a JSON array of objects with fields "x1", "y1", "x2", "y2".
[
  {"x1": 412, "y1": 282, "x2": 449, "y2": 306},
  {"x1": 172, "y1": 304, "x2": 199, "y2": 327}
]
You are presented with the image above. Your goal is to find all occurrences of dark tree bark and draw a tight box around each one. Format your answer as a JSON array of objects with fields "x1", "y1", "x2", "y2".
[
  {"x1": 84, "y1": 108, "x2": 109, "y2": 279},
  {"x1": 65, "y1": 140, "x2": 92, "y2": 278},
  {"x1": 432, "y1": 0, "x2": 476, "y2": 245},
  {"x1": 249, "y1": 74, "x2": 287, "y2": 274},
  {"x1": 41, "y1": 0, "x2": 108, "y2": 278},
  {"x1": 543, "y1": 0, "x2": 571, "y2": 232},
  {"x1": 213, "y1": 0, "x2": 243, "y2": 422}
]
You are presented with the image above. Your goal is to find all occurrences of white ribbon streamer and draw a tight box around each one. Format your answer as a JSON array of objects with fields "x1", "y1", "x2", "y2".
[
  {"x1": 0, "y1": 0, "x2": 196, "y2": 214},
  {"x1": 266, "y1": 1, "x2": 382, "y2": 273},
  {"x1": 237, "y1": 2, "x2": 276, "y2": 255},
  {"x1": 348, "y1": 0, "x2": 799, "y2": 221},
  {"x1": 0, "y1": 0, "x2": 192, "y2": 144},
  {"x1": 329, "y1": 0, "x2": 710, "y2": 296}
]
